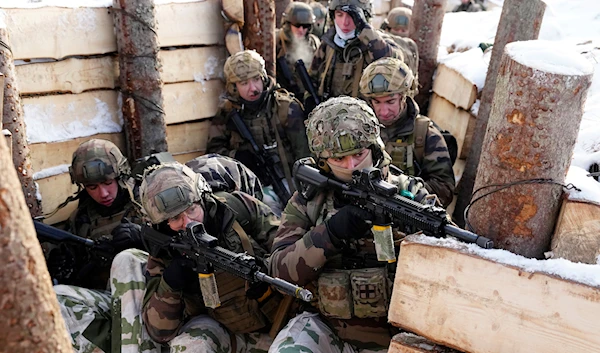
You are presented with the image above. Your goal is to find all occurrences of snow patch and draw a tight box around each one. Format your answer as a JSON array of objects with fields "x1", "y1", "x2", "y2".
[
  {"x1": 0, "y1": 9, "x2": 6, "y2": 28},
  {"x1": 33, "y1": 164, "x2": 70, "y2": 180},
  {"x1": 506, "y1": 40, "x2": 594, "y2": 76},
  {"x1": 470, "y1": 99, "x2": 480, "y2": 116},
  {"x1": 565, "y1": 166, "x2": 600, "y2": 205},
  {"x1": 440, "y1": 47, "x2": 491, "y2": 91}
]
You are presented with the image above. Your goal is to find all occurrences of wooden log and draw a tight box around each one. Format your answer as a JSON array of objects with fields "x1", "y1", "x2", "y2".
[
  {"x1": 166, "y1": 120, "x2": 211, "y2": 155},
  {"x1": 160, "y1": 47, "x2": 226, "y2": 84},
  {"x1": 453, "y1": 0, "x2": 546, "y2": 226},
  {"x1": 16, "y1": 56, "x2": 117, "y2": 95},
  {"x1": 29, "y1": 133, "x2": 125, "y2": 173},
  {"x1": 431, "y1": 63, "x2": 477, "y2": 110},
  {"x1": 0, "y1": 115, "x2": 72, "y2": 352},
  {"x1": 22, "y1": 90, "x2": 121, "y2": 144},
  {"x1": 389, "y1": 333, "x2": 461, "y2": 353},
  {"x1": 389, "y1": 236, "x2": 600, "y2": 353},
  {"x1": 408, "y1": 0, "x2": 446, "y2": 115},
  {"x1": 243, "y1": 0, "x2": 276, "y2": 76},
  {"x1": 550, "y1": 198, "x2": 600, "y2": 264},
  {"x1": 222, "y1": 0, "x2": 245, "y2": 24},
  {"x1": 225, "y1": 23, "x2": 245, "y2": 55},
  {"x1": 428, "y1": 94, "x2": 476, "y2": 161},
  {"x1": 36, "y1": 173, "x2": 79, "y2": 225},
  {"x1": 163, "y1": 81, "x2": 224, "y2": 125},
  {"x1": 0, "y1": 28, "x2": 41, "y2": 216},
  {"x1": 113, "y1": 0, "x2": 167, "y2": 160},
  {"x1": 469, "y1": 41, "x2": 593, "y2": 258},
  {"x1": 156, "y1": 0, "x2": 224, "y2": 47}
]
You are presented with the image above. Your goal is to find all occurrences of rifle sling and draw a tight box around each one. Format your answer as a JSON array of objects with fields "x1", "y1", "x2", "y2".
[
  {"x1": 272, "y1": 104, "x2": 295, "y2": 194},
  {"x1": 232, "y1": 221, "x2": 254, "y2": 256}
]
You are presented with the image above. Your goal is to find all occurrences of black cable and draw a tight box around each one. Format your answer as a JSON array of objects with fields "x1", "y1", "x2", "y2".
[
  {"x1": 120, "y1": 89, "x2": 165, "y2": 116},
  {"x1": 112, "y1": 7, "x2": 157, "y2": 35},
  {"x1": 0, "y1": 39, "x2": 12, "y2": 55},
  {"x1": 464, "y1": 178, "x2": 581, "y2": 233}
]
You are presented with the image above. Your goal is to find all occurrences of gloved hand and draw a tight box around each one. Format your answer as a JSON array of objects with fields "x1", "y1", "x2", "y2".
[
  {"x1": 111, "y1": 218, "x2": 143, "y2": 252},
  {"x1": 398, "y1": 174, "x2": 429, "y2": 203},
  {"x1": 162, "y1": 257, "x2": 199, "y2": 292},
  {"x1": 326, "y1": 205, "x2": 373, "y2": 241},
  {"x1": 341, "y1": 5, "x2": 369, "y2": 33},
  {"x1": 246, "y1": 282, "x2": 272, "y2": 301},
  {"x1": 47, "y1": 244, "x2": 76, "y2": 282}
]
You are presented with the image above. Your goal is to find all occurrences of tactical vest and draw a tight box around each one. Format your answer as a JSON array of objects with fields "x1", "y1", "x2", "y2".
[
  {"x1": 70, "y1": 200, "x2": 133, "y2": 241},
  {"x1": 318, "y1": 44, "x2": 365, "y2": 99},
  {"x1": 385, "y1": 116, "x2": 430, "y2": 176}
]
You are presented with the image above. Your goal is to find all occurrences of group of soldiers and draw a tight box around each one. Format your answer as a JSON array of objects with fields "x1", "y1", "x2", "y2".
[{"x1": 41, "y1": 1, "x2": 461, "y2": 352}]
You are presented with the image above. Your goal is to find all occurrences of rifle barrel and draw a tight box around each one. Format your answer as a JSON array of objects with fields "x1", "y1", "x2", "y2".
[
  {"x1": 34, "y1": 220, "x2": 95, "y2": 247},
  {"x1": 444, "y1": 225, "x2": 493, "y2": 249},
  {"x1": 255, "y1": 272, "x2": 313, "y2": 302}
]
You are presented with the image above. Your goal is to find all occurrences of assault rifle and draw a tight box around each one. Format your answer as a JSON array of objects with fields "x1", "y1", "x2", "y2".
[
  {"x1": 229, "y1": 110, "x2": 292, "y2": 204},
  {"x1": 293, "y1": 159, "x2": 494, "y2": 249},
  {"x1": 295, "y1": 59, "x2": 320, "y2": 107},
  {"x1": 142, "y1": 221, "x2": 313, "y2": 307}
]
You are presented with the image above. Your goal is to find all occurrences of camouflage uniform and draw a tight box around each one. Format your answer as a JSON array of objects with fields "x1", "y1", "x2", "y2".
[
  {"x1": 139, "y1": 163, "x2": 280, "y2": 352},
  {"x1": 359, "y1": 58, "x2": 455, "y2": 207},
  {"x1": 309, "y1": 0, "x2": 402, "y2": 100},
  {"x1": 453, "y1": 0, "x2": 486, "y2": 12},
  {"x1": 207, "y1": 50, "x2": 310, "y2": 213},
  {"x1": 380, "y1": 8, "x2": 419, "y2": 85},
  {"x1": 269, "y1": 97, "x2": 430, "y2": 353},
  {"x1": 276, "y1": 2, "x2": 321, "y2": 98}
]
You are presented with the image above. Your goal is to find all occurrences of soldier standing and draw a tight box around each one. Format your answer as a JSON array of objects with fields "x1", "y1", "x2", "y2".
[
  {"x1": 207, "y1": 50, "x2": 310, "y2": 215},
  {"x1": 276, "y1": 2, "x2": 321, "y2": 98},
  {"x1": 268, "y1": 96, "x2": 430, "y2": 353},
  {"x1": 359, "y1": 57, "x2": 455, "y2": 207},
  {"x1": 380, "y1": 7, "x2": 419, "y2": 88},
  {"x1": 309, "y1": 1, "x2": 329, "y2": 38}
]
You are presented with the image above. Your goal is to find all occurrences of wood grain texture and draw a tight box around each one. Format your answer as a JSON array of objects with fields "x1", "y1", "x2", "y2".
[
  {"x1": 163, "y1": 81, "x2": 223, "y2": 124},
  {"x1": 431, "y1": 63, "x2": 477, "y2": 110},
  {"x1": 551, "y1": 198, "x2": 600, "y2": 264}
]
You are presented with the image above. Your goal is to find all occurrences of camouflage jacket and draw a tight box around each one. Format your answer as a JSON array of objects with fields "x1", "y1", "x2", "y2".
[
  {"x1": 206, "y1": 77, "x2": 310, "y2": 185},
  {"x1": 276, "y1": 28, "x2": 320, "y2": 98},
  {"x1": 142, "y1": 191, "x2": 280, "y2": 343},
  {"x1": 310, "y1": 26, "x2": 402, "y2": 99},
  {"x1": 380, "y1": 97, "x2": 455, "y2": 207},
  {"x1": 269, "y1": 170, "x2": 413, "y2": 347}
]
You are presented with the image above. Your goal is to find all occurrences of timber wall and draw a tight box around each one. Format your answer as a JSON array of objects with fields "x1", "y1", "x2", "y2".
[{"x1": 1, "y1": 1, "x2": 231, "y2": 224}]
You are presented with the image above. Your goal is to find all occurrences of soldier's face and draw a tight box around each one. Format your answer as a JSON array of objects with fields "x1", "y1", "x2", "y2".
[
  {"x1": 167, "y1": 203, "x2": 205, "y2": 232},
  {"x1": 334, "y1": 10, "x2": 356, "y2": 34},
  {"x1": 85, "y1": 179, "x2": 118, "y2": 207},
  {"x1": 390, "y1": 26, "x2": 409, "y2": 37},
  {"x1": 236, "y1": 76, "x2": 264, "y2": 101},
  {"x1": 327, "y1": 149, "x2": 371, "y2": 169},
  {"x1": 291, "y1": 23, "x2": 310, "y2": 38},
  {"x1": 371, "y1": 94, "x2": 406, "y2": 126}
]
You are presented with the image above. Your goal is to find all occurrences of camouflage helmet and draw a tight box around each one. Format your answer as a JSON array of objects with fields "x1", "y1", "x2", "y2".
[
  {"x1": 310, "y1": 1, "x2": 328, "y2": 21},
  {"x1": 386, "y1": 7, "x2": 412, "y2": 31},
  {"x1": 283, "y1": 2, "x2": 315, "y2": 26},
  {"x1": 359, "y1": 57, "x2": 415, "y2": 98},
  {"x1": 69, "y1": 139, "x2": 130, "y2": 186},
  {"x1": 329, "y1": 0, "x2": 373, "y2": 19},
  {"x1": 223, "y1": 50, "x2": 267, "y2": 84},
  {"x1": 306, "y1": 96, "x2": 385, "y2": 159},
  {"x1": 140, "y1": 163, "x2": 212, "y2": 224}
]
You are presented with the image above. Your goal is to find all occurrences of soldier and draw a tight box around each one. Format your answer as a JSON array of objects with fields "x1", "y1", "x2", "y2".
[
  {"x1": 207, "y1": 50, "x2": 310, "y2": 215},
  {"x1": 309, "y1": 1, "x2": 329, "y2": 38},
  {"x1": 359, "y1": 57, "x2": 455, "y2": 207},
  {"x1": 306, "y1": 0, "x2": 402, "y2": 106},
  {"x1": 381, "y1": 7, "x2": 411, "y2": 37},
  {"x1": 137, "y1": 162, "x2": 280, "y2": 352},
  {"x1": 453, "y1": 0, "x2": 486, "y2": 13},
  {"x1": 379, "y1": 7, "x2": 419, "y2": 88},
  {"x1": 276, "y1": 2, "x2": 320, "y2": 99},
  {"x1": 268, "y1": 96, "x2": 431, "y2": 353}
]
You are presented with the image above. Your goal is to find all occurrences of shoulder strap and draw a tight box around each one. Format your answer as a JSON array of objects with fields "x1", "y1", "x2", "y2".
[
  {"x1": 414, "y1": 116, "x2": 430, "y2": 163},
  {"x1": 232, "y1": 221, "x2": 254, "y2": 255},
  {"x1": 350, "y1": 55, "x2": 365, "y2": 97},
  {"x1": 271, "y1": 96, "x2": 295, "y2": 193},
  {"x1": 318, "y1": 46, "x2": 335, "y2": 98}
]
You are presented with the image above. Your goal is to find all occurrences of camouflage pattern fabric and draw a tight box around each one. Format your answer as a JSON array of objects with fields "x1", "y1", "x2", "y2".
[
  {"x1": 358, "y1": 55, "x2": 416, "y2": 99},
  {"x1": 379, "y1": 97, "x2": 455, "y2": 207},
  {"x1": 69, "y1": 139, "x2": 131, "y2": 186},
  {"x1": 269, "y1": 312, "x2": 388, "y2": 353}
]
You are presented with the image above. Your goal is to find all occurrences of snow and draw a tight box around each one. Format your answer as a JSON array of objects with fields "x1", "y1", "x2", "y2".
[
  {"x1": 410, "y1": 234, "x2": 600, "y2": 288},
  {"x1": 439, "y1": 47, "x2": 491, "y2": 91},
  {"x1": 2, "y1": 129, "x2": 10, "y2": 137},
  {"x1": 506, "y1": 40, "x2": 594, "y2": 76},
  {"x1": 0, "y1": 0, "x2": 201, "y2": 8},
  {"x1": 0, "y1": 9, "x2": 6, "y2": 28},
  {"x1": 33, "y1": 164, "x2": 70, "y2": 180}
]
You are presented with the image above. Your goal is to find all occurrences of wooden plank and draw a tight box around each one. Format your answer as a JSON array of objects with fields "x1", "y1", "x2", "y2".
[
  {"x1": 173, "y1": 151, "x2": 205, "y2": 164},
  {"x1": 432, "y1": 63, "x2": 477, "y2": 110},
  {"x1": 22, "y1": 90, "x2": 121, "y2": 144},
  {"x1": 389, "y1": 238, "x2": 600, "y2": 353},
  {"x1": 37, "y1": 172, "x2": 79, "y2": 225},
  {"x1": 550, "y1": 198, "x2": 600, "y2": 264},
  {"x1": 15, "y1": 56, "x2": 117, "y2": 95},
  {"x1": 166, "y1": 120, "x2": 211, "y2": 155},
  {"x1": 156, "y1": 0, "x2": 224, "y2": 47},
  {"x1": 4, "y1": 7, "x2": 117, "y2": 60},
  {"x1": 389, "y1": 333, "x2": 461, "y2": 353},
  {"x1": 160, "y1": 47, "x2": 226, "y2": 83},
  {"x1": 29, "y1": 133, "x2": 125, "y2": 173},
  {"x1": 428, "y1": 94, "x2": 476, "y2": 160},
  {"x1": 163, "y1": 81, "x2": 223, "y2": 124}
]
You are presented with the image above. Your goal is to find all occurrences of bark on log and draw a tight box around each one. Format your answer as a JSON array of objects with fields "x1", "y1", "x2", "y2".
[
  {"x1": 0, "y1": 29, "x2": 41, "y2": 217},
  {"x1": 408, "y1": 0, "x2": 447, "y2": 115},
  {"x1": 453, "y1": 0, "x2": 546, "y2": 226},
  {"x1": 468, "y1": 41, "x2": 593, "y2": 258},
  {"x1": 0, "y1": 122, "x2": 72, "y2": 352},
  {"x1": 243, "y1": 0, "x2": 276, "y2": 76},
  {"x1": 113, "y1": 0, "x2": 168, "y2": 161},
  {"x1": 275, "y1": 0, "x2": 291, "y2": 28}
]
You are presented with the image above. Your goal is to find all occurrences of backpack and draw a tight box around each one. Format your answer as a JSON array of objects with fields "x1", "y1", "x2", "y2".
[{"x1": 414, "y1": 117, "x2": 458, "y2": 166}]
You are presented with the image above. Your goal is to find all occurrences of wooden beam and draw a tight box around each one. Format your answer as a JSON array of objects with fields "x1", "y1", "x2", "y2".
[
  {"x1": 22, "y1": 90, "x2": 121, "y2": 144},
  {"x1": 431, "y1": 63, "x2": 477, "y2": 110},
  {"x1": 163, "y1": 81, "x2": 223, "y2": 125},
  {"x1": 389, "y1": 237, "x2": 600, "y2": 353},
  {"x1": 156, "y1": 0, "x2": 224, "y2": 47},
  {"x1": 550, "y1": 198, "x2": 600, "y2": 264},
  {"x1": 160, "y1": 47, "x2": 226, "y2": 83},
  {"x1": 166, "y1": 120, "x2": 211, "y2": 155},
  {"x1": 29, "y1": 133, "x2": 125, "y2": 172},
  {"x1": 428, "y1": 94, "x2": 476, "y2": 160},
  {"x1": 36, "y1": 173, "x2": 79, "y2": 225}
]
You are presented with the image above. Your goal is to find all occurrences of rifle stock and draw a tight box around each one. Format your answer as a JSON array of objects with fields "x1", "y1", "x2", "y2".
[
  {"x1": 295, "y1": 59, "x2": 320, "y2": 106},
  {"x1": 293, "y1": 158, "x2": 494, "y2": 249}
]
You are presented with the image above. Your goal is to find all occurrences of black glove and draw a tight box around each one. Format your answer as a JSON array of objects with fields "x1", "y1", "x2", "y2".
[
  {"x1": 325, "y1": 205, "x2": 373, "y2": 241},
  {"x1": 162, "y1": 257, "x2": 199, "y2": 292},
  {"x1": 341, "y1": 5, "x2": 368, "y2": 33},
  {"x1": 47, "y1": 244, "x2": 76, "y2": 283},
  {"x1": 111, "y1": 218, "x2": 143, "y2": 252},
  {"x1": 246, "y1": 281, "x2": 271, "y2": 301}
]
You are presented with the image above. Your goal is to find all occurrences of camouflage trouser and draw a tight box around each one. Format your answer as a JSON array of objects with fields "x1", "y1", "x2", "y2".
[
  {"x1": 269, "y1": 312, "x2": 388, "y2": 353},
  {"x1": 55, "y1": 285, "x2": 112, "y2": 353}
]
